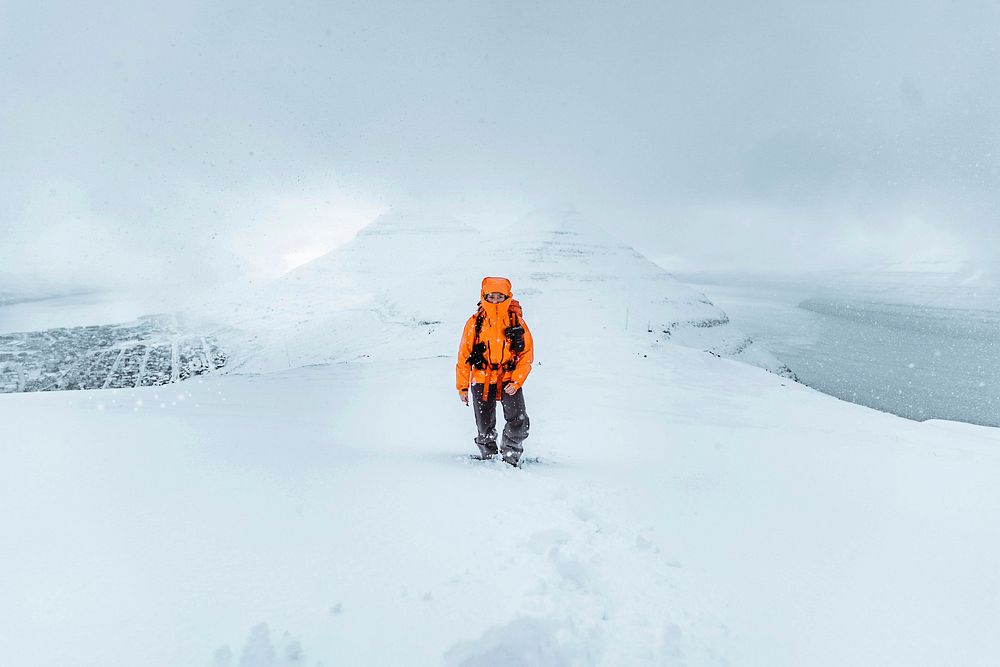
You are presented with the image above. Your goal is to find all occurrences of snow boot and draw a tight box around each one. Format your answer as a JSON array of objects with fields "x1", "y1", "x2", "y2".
[
  {"x1": 501, "y1": 448, "x2": 521, "y2": 467},
  {"x1": 475, "y1": 440, "x2": 498, "y2": 459}
]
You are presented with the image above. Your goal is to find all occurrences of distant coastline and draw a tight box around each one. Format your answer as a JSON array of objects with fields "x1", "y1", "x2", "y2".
[
  {"x1": 685, "y1": 272, "x2": 1000, "y2": 428},
  {"x1": 0, "y1": 289, "x2": 97, "y2": 308}
]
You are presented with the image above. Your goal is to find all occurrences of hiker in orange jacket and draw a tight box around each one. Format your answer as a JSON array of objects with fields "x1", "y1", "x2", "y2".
[{"x1": 456, "y1": 276, "x2": 534, "y2": 465}]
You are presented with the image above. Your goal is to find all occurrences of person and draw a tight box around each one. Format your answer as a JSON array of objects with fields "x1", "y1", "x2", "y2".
[{"x1": 456, "y1": 276, "x2": 533, "y2": 466}]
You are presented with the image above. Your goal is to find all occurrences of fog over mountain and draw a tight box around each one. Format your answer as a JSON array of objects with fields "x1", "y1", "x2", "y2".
[{"x1": 2, "y1": 0, "x2": 998, "y2": 288}]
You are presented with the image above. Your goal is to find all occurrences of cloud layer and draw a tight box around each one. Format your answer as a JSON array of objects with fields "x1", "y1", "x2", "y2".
[{"x1": 2, "y1": 0, "x2": 998, "y2": 287}]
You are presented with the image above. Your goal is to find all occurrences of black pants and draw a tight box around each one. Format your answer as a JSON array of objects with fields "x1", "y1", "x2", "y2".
[{"x1": 471, "y1": 382, "x2": 529, "y2": 463}]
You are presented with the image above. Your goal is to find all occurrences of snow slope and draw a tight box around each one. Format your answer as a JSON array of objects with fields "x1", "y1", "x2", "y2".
[
  {"x1": 2, "y1": 212, "x2": 999, "y2": 666},
  {"x1": 209, "y1": 209, "x2": 792, "y2": 378}
]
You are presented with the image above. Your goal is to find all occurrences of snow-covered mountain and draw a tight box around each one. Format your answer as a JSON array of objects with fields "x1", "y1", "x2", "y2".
[
  {"x1": 213, "y1": 209, "x2": 793, "y2": 378},
  {"x1": 3, "y1": 210, "x2": 998, "y2": 666}
]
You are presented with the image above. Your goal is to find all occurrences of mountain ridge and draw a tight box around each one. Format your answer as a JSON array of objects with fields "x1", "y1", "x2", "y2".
[{"x1": 214, "y1": 209, "x2": 794, "y2": 378}]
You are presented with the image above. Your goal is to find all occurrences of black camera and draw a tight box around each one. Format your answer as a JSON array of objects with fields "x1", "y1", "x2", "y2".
[
  {"x1": 466, "y1": 342, "x2": 488, "y2": 369},
  {"x1": 505, "y1": 325, "x2": 525, "y2": 352}
]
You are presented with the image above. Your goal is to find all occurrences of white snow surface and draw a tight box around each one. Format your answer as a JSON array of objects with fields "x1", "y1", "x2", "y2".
[{"x1": 3, "y1": 211, "x2": 999, "y2": 666}]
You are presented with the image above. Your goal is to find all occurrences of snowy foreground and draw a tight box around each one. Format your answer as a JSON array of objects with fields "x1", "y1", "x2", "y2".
[
  {"x1": 3, "y1": 213, "x2": 999, "y2": 666},
  {"x1": 3, "y1": 345, "x2": 998, "y2": 666}
]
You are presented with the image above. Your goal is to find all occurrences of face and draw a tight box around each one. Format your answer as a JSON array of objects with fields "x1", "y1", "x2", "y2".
[{"x1": 484, "y1": 292, "x2": 508, "y2": 304}]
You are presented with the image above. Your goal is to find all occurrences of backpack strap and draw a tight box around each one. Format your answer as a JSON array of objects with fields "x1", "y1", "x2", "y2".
[
  {"x1": 508, "y1": 299, "x2": 522, "y2": 326},
  {"x1": 465, "y1": 305, "x2": 488, "y2": 370},
  {"x1": 474, "y1": 303, "x2": 485, "y2": 336}
]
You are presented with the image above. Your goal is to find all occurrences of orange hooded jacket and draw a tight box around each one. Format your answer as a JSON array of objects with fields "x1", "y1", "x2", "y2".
[{"x1": 455, "y1": 276, "x2": 534, "y2": 398}]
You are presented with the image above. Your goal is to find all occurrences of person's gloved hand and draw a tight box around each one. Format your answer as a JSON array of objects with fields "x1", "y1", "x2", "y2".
[
  {"x1": 503, "y1": 382, "x2": 520, "y2": 395},
  {"x1": 459, "y1": 388, "x2": 469, "y2": 405}
]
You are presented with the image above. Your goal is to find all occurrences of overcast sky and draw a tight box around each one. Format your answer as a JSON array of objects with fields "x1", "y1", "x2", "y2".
[{"x1": 2, "y1": 0, "x2": 999, "y2": 288}]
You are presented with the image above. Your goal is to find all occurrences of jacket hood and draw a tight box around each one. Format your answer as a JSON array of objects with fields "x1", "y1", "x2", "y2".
[
  {"x1": 481, "y1": 276, "x2": 512, "y2": 299},
  {"x1": 480, "y1": 276, "x2": 513, "y2": 323}
]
